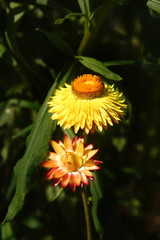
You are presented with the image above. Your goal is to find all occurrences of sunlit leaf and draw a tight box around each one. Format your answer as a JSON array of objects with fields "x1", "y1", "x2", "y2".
[
  {"x1": 3, "y1": 64, "x2": 76, "y2": 223},
  {"x1": 46, "y1": 186, "x2": 64, "y2": 202},
  {"x1": 37, "y1": 28, "x2": 74, "y2": 57},
  {"x1": 0, "y1": 43, "x2": 7, "y2": 57},
  {"x1": 35, "y1": 0, "x2": 49, "y2": 5},
  {"x1": 77, "y1": 0, "x2": 91, "y2": 17},
  {"x1": 147, "y1": 0, "x2": 160, "y2": 13},
  {"x1": 1, "y1": 222, "x2": 16, "y2": 240},
  {"x1": 9, "y1": 2, "x2": 25, "y2": 22},
  {"x1": 76, "y1": 56, "x2": 122, "y2": 81}
]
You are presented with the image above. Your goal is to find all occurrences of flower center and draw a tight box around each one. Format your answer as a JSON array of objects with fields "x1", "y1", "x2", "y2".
[
  {"x1": 61, "y1": 152, "x2": 83, "y2": 172},
  {"x1": 72, "y1": 74, "x2": 104, "y2": 99}
]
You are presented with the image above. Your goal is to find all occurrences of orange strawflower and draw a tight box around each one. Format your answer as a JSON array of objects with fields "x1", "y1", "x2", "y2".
[{"x1": 41, "y1": 135, "x2": 102, "y2": 191}]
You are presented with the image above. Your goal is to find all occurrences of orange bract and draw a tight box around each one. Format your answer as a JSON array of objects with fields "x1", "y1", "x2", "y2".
[
  {"x1": 72, "y1": 74, "x2": 104, "y2": 99},
  {"x1": 41, "y1": 135, "x2": 102, "y2": 191}
]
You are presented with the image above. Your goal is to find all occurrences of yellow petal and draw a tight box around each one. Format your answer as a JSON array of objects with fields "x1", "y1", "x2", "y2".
[
  {"x1": 50, "y1": 140, "x2": 65, "y2": 154},
  {"x1": 86, "y1": 149, "x2": 99, "y2": 160},
  {"x1": 75, "y1": 139, "x2": 84, "y2": 156},
  {"x1": 63, "y1": 135, "x2": 73, "y2": 151},
  {"x1": 41, "y1": 160, "x2": 59, "y2": 168}
]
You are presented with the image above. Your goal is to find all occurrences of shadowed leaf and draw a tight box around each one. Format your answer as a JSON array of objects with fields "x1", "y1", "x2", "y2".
[
  {"x1": 54, "y1": 12, "x2": 82, "y2": 25},
  {"x1": 37, "y1": 28, "x2": 74, "y2": 57}
]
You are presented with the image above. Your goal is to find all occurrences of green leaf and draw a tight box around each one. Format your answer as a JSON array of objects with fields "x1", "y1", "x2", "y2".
[
  {"x1": 3, "y1": 64, "x2": 76, "y2": 223},
  {"x1": 147, "y1": 0, "x2": 160, "y2": 14},
  {"x1": 0, "y1": 43, "x2": 7, "y2": 57},
  {"x1": 90, "y1": 174, "x2": 103, "y2": 240},
  {"x1": 35, "y1": 0, "x2": 49, "y2": 5},
  {"x1": 54, "y1": 12, "x2": 82, "y2": 25},
  {"x1": 62, "y1": 128, "x2": 75, "y2": 140},
  {"x1": 46, "y1": 186, "x2": 64, "y2": 202},
  {"x1": 1, "y1": 222, "x2": 16, "y2": 240},
  {"x1": 37, "y1": 28, "x2": 74, "y2": 57},
  {"x1": 5, "y1": 3, "x2": 25, "y2": 55},
  {"x1": 12, "y1": 124, "x2": 33, "y2": 139},
  {"x1": 77, "y1": 0, "x2": 91, "y2": 17},
  {"x1": 76, "y1": 56, "x2": 122, "y2": 81},
  {"x1": 112, "y1": 137, "x2": 127, "y2": 152},
  {"x1": 4, "y1": 2, "x2": 40, "y2": 79}
]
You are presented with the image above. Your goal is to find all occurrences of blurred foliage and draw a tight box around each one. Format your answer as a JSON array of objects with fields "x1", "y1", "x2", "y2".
[{"x1": 1, "y1": 0, "x2": 160, "y2": 239}]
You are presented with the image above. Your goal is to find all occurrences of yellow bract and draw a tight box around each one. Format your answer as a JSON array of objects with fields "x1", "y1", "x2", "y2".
[{"x1": 48, "y1": 74, "x2": 127, "y2": 134}]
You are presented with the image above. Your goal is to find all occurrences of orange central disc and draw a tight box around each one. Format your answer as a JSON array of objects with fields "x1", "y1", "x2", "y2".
[{"x1": 72, "y1": 74, "x2": 104, "y2": 99}]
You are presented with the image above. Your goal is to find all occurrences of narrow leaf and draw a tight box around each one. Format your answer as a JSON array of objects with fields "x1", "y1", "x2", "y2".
[
  {"x1": 35, "y1": 0, "x2": 49, "y2": 5},
  {"x1": 37, "y1": 28, "x2": 74, "y2": 57},
  {"x1": 147, "y1": 0, "x2": 160, "y2": 13},
  {"x1": 12, "y1": 124, "x2": 33, "y2": 139},
  {"x1": 76, "y1": 56, "x2": 122, "y2": 81},
  {"x1": 5, "y1": 3, "x2": 41, "y2": 79},
  {"x1": 5, "y1": 3, "x2": 25, "y2": 55},
  {"x1": 1, "y1": 222, "x2": 16, "y2": 240},
  {"x1": 3, "y1": 64, "x2": 76, "y2": 223},
  {"x1": 77, "y1": 0, "x2": 91, "y2": 16}
]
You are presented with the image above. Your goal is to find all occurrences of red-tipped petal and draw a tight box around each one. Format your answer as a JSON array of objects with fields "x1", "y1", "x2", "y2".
[
  {"x1": 86, "y1": 165, "x2": 100, "y2": 170},
  {"x1": 81, "y1": 169, "x2": 93, "y2": 177},
  {"x1": 84, "y1": 144, "x2": 93, "y2": 152},
  {"x1": 80, "y1": 172, "x2": 89, "y2": 185},
  {"x1": 72, "y1": 136, "x2": 78, "y2": 145},
  {"x1": 94, "y1": 160, "x2": 103, "y2": 165},
  {"x1": 53, "y1": 178, "x2": 61, "y2": 186},
  {"x1": 84, "y1": 160, "x2": 101, "y2": 170},
  {"x1": 87, "y1": 149, "x2": 99, "y2": 160},
  {"x1": 88, "y1": 176, "x2": 95, "y2": 181},
  {"x1": 70, "y1": 173, "x2": 81, "y2": 186},
  {"x1": 70, "y1": 183, "x2": 77, "y2": 192},
  {"x1": 60, "y1": 173, "x2": 70, "y2": 188},
  {"x1": 51, "y1": 167, "x2": 66, "y2": 178},
  {"x1": 46, "y1": 168, "x2": 57, "y2": 180}
]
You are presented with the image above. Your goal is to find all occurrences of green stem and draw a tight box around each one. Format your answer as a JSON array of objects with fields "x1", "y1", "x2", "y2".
[
  {"x1": 82, "y1": 190, "x2": 92, "y2": 240},
  {"x1": 78, "y1": 0, "x2": 116, "y2": 55}
]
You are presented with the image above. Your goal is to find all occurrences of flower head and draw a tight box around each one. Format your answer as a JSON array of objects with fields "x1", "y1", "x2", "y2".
[
  {"x1": 48, "y1": 74, "x2": 127, "y2": 134},
  {"x1": 41, "y1": 135, "x2": 102, "y2": 191}
]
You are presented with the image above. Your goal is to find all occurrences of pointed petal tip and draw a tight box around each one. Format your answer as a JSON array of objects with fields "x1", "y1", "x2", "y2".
[
  {"x1": 70, "y1": 183, "x2": 77, "y2": 192},
  {"x1": 53, "y1": 178, "x2": 61, "y2": 186}
]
